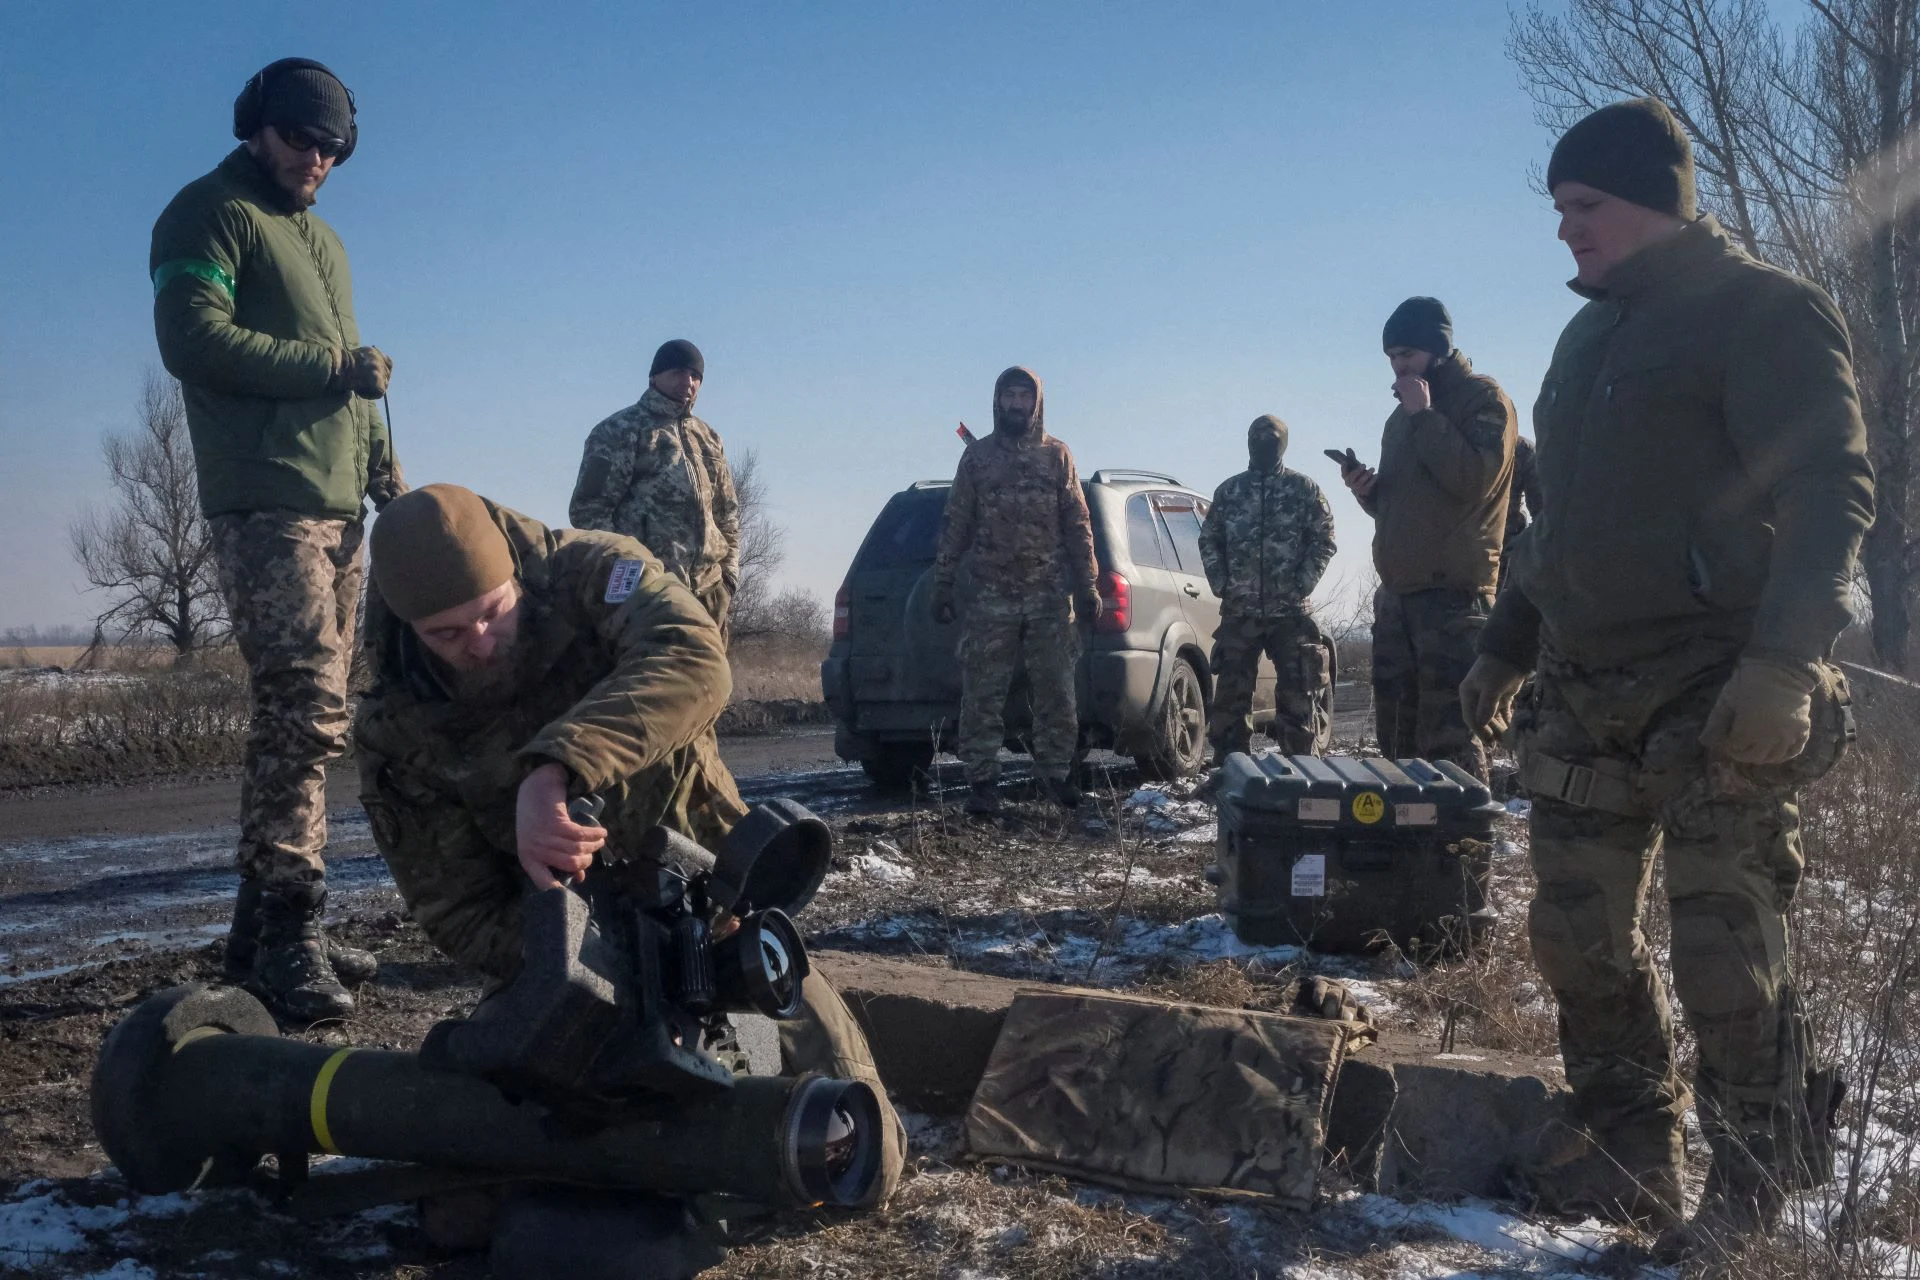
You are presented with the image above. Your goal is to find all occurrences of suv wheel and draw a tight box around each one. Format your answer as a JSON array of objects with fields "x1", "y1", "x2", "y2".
[
  {"x1": 1134, "y1": 659, "x2": 1207, "y2": 781},
  {"x1": 861, "y1": 741, "x2": 936, "y2": 792}
]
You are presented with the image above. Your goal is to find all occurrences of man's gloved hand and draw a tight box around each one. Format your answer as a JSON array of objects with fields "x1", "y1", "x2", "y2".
[
  {"x1": 1075, "y1": 586, "x2": 1104, "y2": 626},
  {"x1": 1700, "y1": 658, "x2": 1818, "y2": 765},
  {"x1": 1460, "y1": 653, "x2": 1527, "y2": 740},
  {"x1": 332, "y1": 345, "x2": 393, "y2": 398},
  {"x1": 929, "y1": 580, "x2": 956, "y2": 626}
]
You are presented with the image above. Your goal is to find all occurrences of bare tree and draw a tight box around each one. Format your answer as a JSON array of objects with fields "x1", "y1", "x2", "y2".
[
  {"x1": 726, "y1": 447, "x2": 826, "y2": 644},
  {"x1": 69, "y1": 372, "x2": 227, "y2": 658},
  {"x1": 1510, "y1": 0, "x2": 1920, "y2": 668}
]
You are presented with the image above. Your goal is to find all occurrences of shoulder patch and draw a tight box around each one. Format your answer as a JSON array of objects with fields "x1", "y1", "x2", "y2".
[{"x1": 604, "y1": 559, "x2": 645, "y2": 604}]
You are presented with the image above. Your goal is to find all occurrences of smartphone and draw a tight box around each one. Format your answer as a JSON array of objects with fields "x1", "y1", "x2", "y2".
[{"x1": 1323, "y1": 448, "x2": 1361, "y2": 473}]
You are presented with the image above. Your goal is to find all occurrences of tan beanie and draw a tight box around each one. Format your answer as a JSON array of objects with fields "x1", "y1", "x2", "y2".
[{"x1": 370, "y1": 484, "x2": 516, "y2": 622}]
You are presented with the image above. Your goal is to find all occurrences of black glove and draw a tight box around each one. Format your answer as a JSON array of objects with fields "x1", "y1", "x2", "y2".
[
  {"x1": 332, "y1": 346, "x2": 393, "y2": 399},
  {"x1": 1075, "y1": 587, "x2": 1103, "y2": 625}
]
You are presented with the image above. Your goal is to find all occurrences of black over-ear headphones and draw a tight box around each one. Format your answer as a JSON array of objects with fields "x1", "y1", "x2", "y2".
[{"x1": 232, "y1": 57, "x2": 358, "y2": 164}]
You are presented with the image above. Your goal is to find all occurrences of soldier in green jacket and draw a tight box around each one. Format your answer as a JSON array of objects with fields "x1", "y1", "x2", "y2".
[
  {"x1": 150, "y1": 59, "x2": 400, "y2": 1020},
  {"x1": 1461, "y1": 99, "x2": 1875, "y2": 1256},
  {"x1": 1343, "y1": 298, "x2": 1517, "y2": 781},
  {"x1": 354, "y1": 484, "x2": 903, "y2": 1210}
]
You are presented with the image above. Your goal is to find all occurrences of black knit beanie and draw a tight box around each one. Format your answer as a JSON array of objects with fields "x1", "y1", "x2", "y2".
[
  {"x1": 1546, "y1": 98, "x2": 1698, "y2": 219},
  {"x1": 259, "y1": 64, "x2": 355, "y2": 145},
  {"x1": 649, "y1": 339, "x2": 705, "y2": 379},
  {"x1": 1382, "y1": 297, "x2": 1453, "y2": 359}
]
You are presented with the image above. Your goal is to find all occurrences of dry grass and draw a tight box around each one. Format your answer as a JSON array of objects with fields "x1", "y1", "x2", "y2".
[{"x1": 728, "y1": 635, "x2": 827, "y2": 704}]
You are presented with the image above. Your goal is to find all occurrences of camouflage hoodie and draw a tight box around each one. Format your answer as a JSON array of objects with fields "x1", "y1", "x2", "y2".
[
  {"x1": 354, "y1": 500, "x2": 743, "y2": 977},
  {"x1": 932, "y1": 367, "x2": 1098, "y2": 602},
  {"x1": 569, "y1": 387, "x2": 741, "y2": 600},
  {"x1": 1198, "y1": 418, "x2": 1336, "y2": 617}
]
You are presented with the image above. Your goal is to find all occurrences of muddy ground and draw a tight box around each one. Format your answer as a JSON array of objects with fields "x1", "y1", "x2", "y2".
[{"x1": 0, "y1": 694, "x2": 1679, "y2": 1280}]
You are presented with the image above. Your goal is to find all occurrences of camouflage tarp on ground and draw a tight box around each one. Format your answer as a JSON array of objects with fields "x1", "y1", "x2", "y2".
[{"x1": 963, "y1": 989, "x2": 1348, "y2": 1209}]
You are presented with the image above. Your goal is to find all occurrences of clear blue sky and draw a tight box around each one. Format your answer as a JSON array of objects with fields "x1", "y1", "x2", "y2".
[{"x1": 0, "y1": 1, "x2": 1586, "y2": 632}]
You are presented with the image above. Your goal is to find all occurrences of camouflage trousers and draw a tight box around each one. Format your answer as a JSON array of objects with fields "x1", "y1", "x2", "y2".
[
  {"x1": 957, "y1": 595, "x2": 1081, "y2": 783},
  {"x1": 210, "y1": 513, "x2": 363, "y2": 888},
  {"x1": 1516, "y1": 639, "x2": 1846, "y2": 1165},
  {"x1": 1372, "y1": 585, "x2": 1489, "y2": 780},
  {"x1": 1207, "y1": 610, "x2": 1327, "y2": 757}
]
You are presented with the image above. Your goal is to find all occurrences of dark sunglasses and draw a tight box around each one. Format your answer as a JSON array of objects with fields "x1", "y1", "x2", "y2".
[{"x1": 272, "y1": 123, "x2": 348, "y2": 159}]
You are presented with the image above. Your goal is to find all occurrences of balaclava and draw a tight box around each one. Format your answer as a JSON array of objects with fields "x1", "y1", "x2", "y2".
[
  {"x1": 1546, "y1": 97, "x2": 1698, "y2": 219},
  {"x1": 370, "y1": 484, "x2": 516, "y2": 623},
  {"x1": 991, "y1": 366, "x2": 1045, "y2": 439},
  {"x1": 1382, "y1": 297, "x2": 1453, "y2": 361},
  {"x1": 1247, "y1": 415, "x2": 1288, "y2": 472}
]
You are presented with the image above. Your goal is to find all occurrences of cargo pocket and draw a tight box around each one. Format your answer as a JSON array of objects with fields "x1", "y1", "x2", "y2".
[{"x1": 1295, "y1": 638, "x2": 1330, "y2": 692}]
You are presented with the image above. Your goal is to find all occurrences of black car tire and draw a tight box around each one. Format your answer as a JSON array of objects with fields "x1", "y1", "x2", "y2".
[
  {"x1": 1134, "y1": 658, "x2": 1208, "y2": 781},
  {"x1": 861, "y1": 741, "x2": 936, "y2": 792}
]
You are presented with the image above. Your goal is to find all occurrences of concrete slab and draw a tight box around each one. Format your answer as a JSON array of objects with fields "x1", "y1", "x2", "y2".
[{"x1": 812, "y1": 949, "x2": 1573, "y2": 1199}]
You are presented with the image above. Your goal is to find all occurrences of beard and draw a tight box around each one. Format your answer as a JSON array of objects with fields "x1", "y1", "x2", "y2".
[
  {"x1": 442, "y1": 638, "x2": 521, "y2": 704},
  {"x1": 992, "y1": 406, "x2": 1035, "y2": 436}
]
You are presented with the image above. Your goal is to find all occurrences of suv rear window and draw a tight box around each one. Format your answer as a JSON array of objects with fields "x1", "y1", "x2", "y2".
[
  {"x1": 1152, "y1": 493, "x2": 1209, "y2": 575},
  {"x1": 854, "y1": 490, "x2": 947, "y2": 570}
]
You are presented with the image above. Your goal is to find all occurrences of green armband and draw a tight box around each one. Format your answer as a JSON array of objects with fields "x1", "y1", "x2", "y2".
[{"x1": 152, "y1": 259, "x2": 237, "y2": 301}]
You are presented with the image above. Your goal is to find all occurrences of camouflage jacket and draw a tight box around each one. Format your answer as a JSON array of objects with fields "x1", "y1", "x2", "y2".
[
  {"x1": 568, "y1": 388, "x2": 741, "y2": 599},
  {"x1": 1360, "y1": 352, "x2": 1516, "y2": 596},
  {"x1": 1484, "y1": 217, "x2": 1875, "y2": 672},
  {"x1": 933, "y1": 429, "x2": 1097, "y2": 602},
  {"x1": 1198, "y1": 468, "x2": 1336, "y2": 617},
  {"x1": 151, "y1": 147, "x2": 400, "y2": 519},
  {"x1": 354, "y1": 501, "x2": 743, "y2": 978}
]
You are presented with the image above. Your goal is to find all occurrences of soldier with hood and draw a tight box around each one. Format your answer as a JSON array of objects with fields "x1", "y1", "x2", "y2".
[
  {"x1": 930, "y1": 368, "x2": 1101, "y2": 814},
  {"x1": 1342, "y1": 297, "x2": 1517, "y2": 781},
  {"x1": 570, "y1": 339, "x2": 741, "y2": 641},
  {"x1": 1198, "y1": 415, "x2": 1337, "y2": 758}
]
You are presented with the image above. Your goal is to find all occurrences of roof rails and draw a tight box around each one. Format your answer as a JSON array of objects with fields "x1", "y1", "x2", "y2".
[
  {"x1": 908, "y1": 479, "x2": 954, "y2": 490},
  {"x1": 1089, "y1": 469, "x2": 1182, "y2": 487}
]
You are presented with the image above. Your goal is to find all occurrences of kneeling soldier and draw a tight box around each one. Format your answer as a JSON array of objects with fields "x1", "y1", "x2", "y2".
[{"x1": 354, "y1": 484, "x2": 903, "y2": 1207}]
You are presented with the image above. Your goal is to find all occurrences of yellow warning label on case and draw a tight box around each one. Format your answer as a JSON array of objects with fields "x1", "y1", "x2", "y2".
[{"x1": 1351, "y1": 792, "x2": 1386, "y2": 824}]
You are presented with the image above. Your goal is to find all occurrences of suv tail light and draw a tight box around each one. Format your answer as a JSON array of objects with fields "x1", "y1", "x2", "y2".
[
  {"x1": 833, "y1": 583, "x2": 850, "y2": 642},
  {"x1": 1095, "y1": 570, "x2": 1130, "y2": 633}
]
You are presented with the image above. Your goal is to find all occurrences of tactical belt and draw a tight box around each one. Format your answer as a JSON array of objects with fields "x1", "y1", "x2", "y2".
[{"x1": 1518, "y1": 751, "x2": 1640, "y2": 816}]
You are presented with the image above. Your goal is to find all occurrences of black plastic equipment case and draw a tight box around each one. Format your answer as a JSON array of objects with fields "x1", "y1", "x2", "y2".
[{"x1": 1206, "y1": 753, "x2": 1505, "y2": 954}]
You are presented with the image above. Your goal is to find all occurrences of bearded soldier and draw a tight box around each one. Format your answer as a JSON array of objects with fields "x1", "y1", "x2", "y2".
[
  {"x1": 354, "y1": 484, "x2": 902, "y2": 1215},
  {"x1": 151, "y1": 58, "x2": 398, "y2": 1020},
  {"x1": 930, "y1": 367, "x2": 1101, "y2": 814},
  {"x1": 1197, "y1": 415, "x2": 1337, "y2": 758},
  {"x1": 570, "y1": 339, "x2": 741, "y2": 640},
  {"x1": 1461, "y1": 99, "x2": 1875, "y2": 1257}
]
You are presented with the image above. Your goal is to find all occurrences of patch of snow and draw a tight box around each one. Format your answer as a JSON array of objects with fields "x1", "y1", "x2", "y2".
[
  {"x1": 851, "y1": 848, "x2": 916, "y2": 883},
  {"x1": 78, "y1": 1261, "x2": 157, "y2": 1280},
  {"x1": 1505, "y1": 798, "x2": 1532, "y2": 817},
  {"x1": 0, "y1": 1188, "x2": 130, "y2": 1259}
]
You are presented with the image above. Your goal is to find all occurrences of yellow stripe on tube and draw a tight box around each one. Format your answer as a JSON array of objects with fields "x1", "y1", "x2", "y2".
[{"x1": 308, "y1": 1048, "x2": 356, "y2": 1155}]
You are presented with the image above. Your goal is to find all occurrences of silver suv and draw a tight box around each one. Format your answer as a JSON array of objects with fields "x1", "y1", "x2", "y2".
[{"x1": 820, "y1": 470, "x2": 1335, "y2": 789}]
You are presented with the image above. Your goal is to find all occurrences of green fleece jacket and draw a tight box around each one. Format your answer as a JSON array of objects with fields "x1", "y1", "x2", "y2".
[
  {"x1": 1481, "y1": 217, "x2": 1876, "y2": 672},
  {"x1": 1361, "y1": 353, "x2": 1517, "y2": 596},
  {"x1": 150, "y1": 147, "x2": 398, "y2": 519}
]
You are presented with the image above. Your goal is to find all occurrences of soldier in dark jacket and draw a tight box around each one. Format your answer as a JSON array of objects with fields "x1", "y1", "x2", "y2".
[
  {"x1": 1497, "y1": 436, "x2": 1543, "y2": 594},
  {"x1": 150, "y1": 59, "x2": 397, "y2": 1020},
  {"x1": 1342, "y1": 298, "x2": 1517, "y2": 781},
  {"x1": 354, "y1": 484, "x2": 902, "y2": 1210},
  {"x1": 1461, "y1": 99, "x2": 1875, "y2": 1256},
  {"x1": 1197, "y1": 415, "x2": 1337, "y2": 757}
]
